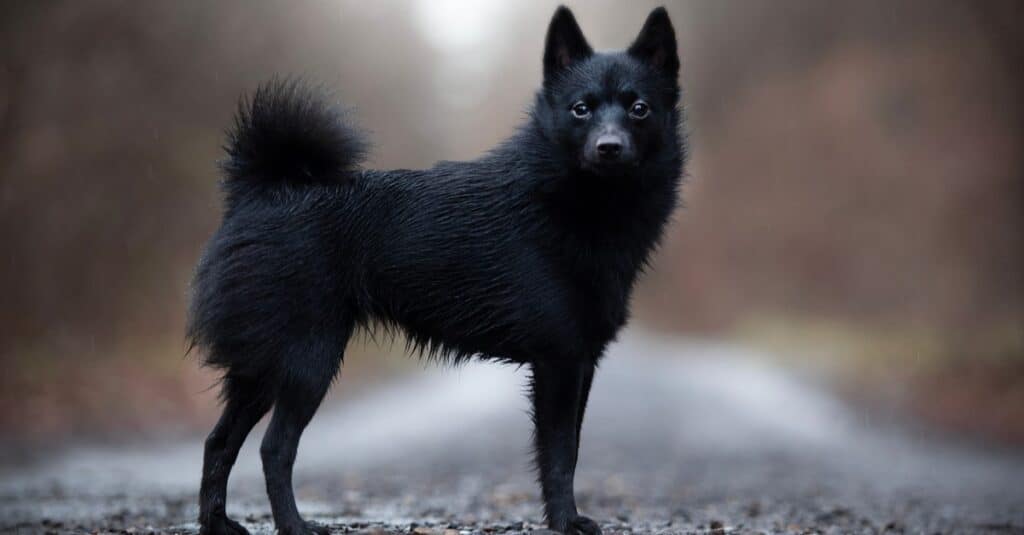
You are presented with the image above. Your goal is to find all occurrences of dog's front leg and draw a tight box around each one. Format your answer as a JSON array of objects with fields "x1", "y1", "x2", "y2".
[{"x1": 530, "y1": 359, "x2": 602, "y2": 535}]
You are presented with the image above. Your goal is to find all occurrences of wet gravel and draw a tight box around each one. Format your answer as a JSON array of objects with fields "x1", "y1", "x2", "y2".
[{"x1": 3, "y1": 334, "x2": 1023, "y2": 534}]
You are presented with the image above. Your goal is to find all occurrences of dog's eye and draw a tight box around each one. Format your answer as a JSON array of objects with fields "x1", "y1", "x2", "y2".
[
  {"x1": 629, "y1": 100, "x2": 650, "y2": 119},
  {"x1": 571, "y1": 102, "x2": 591, "y2": 119}
]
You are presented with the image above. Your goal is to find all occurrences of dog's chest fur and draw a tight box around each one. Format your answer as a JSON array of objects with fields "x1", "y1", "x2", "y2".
[{"x1": 530, "y1": 171, "x2": 677, "y2": 357}]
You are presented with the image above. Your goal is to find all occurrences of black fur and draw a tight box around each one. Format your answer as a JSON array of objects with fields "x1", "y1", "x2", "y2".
[
  {"x1": 190, "y1": 6, "x2": 685, "y2": 535},
  {"x1": 221, "y1": 79, "x2": 368, "y2": 189}
]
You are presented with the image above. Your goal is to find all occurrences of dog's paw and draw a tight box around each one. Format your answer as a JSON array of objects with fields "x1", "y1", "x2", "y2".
[
  {"x1": 199, "y1": 515, "x2": 250, "y2": 535},
  {"x1": 569, "y1": 515, "x2": 602, "y2": 535},
  {"x1": 547, "y1": 514, "x2": 603, "y2": 535}
]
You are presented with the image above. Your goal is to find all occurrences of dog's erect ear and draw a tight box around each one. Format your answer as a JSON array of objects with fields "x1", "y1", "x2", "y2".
[
  {"x1": 628, "y1": 7, "x2": 679, "y2": 79},
  {"x1": 543, "y1": 6, "x2": 593, "y2": 81}
]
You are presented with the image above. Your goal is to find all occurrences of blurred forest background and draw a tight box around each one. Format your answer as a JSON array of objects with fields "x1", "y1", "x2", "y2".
[{"x1": 1, "y1": 0, "x2": 1021, "y2": 456}]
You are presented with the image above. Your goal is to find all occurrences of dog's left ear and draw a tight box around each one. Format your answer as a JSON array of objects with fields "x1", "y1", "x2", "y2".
[
  {"x1": 543, "y1": 6, "x2": 593, "y2": 82},
  {"x1": 628, "y1": 7, "x2": 679, "y2": 79}
]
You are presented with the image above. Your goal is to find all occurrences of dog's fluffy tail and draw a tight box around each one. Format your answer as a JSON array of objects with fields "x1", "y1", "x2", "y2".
[{"x1": 220, "y1": 78, "x2": 368, "y2": 192}]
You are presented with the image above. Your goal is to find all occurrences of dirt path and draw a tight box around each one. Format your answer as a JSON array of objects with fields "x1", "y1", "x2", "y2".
[{"x1": 2, "y1": 332, "x2": 1023, "y2": 534}]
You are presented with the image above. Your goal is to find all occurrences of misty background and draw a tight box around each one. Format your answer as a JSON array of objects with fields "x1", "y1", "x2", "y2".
[{"x1": 1, "y1": 0, "x2": 1021, "y2": 457}]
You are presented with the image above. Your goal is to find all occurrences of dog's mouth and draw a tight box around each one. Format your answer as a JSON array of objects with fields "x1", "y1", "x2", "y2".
[{"x1": 581, "y1": 157, "x2": 640, "y2": 176}]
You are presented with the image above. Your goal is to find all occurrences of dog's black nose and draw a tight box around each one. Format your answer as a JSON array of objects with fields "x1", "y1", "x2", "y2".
[{"x1": 596, "y1": 135, "x2": 623, "y2": 159}]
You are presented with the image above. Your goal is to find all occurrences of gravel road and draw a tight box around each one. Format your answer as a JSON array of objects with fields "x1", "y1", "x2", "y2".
[{"x1": 2, "y1": 332, "x2": 1023, "y2": 534}]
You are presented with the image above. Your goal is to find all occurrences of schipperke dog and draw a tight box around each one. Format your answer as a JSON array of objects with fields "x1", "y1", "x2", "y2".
[{"x1": 189, "y1": 6, "x2": 684, "y2": 535}]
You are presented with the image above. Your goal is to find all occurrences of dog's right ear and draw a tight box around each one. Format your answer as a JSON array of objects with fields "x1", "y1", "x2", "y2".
[{"x1": 543, "y1": 6, "x2": 593, "y2": 82}]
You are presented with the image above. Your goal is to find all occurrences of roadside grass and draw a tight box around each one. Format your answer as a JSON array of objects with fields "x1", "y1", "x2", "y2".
[
  {"x1": 0, "y1": 328, "x2": 417, "y2": 463},
  {"x1": 733, "y1": 315, "x2": 1024, "y2": 446}
]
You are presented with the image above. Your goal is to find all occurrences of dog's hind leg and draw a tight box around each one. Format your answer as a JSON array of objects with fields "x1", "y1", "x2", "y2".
[
  {"x1": 260, "y1": 330, "x2": 350, "y2": 535},
  {"x1": 199, "y1": 376, "x2": 274, "y2": 535}
]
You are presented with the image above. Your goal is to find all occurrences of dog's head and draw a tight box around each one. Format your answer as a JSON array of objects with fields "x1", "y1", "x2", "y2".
[{"x1": 537, "y1": 6, "x2": 680, "y2": 176}]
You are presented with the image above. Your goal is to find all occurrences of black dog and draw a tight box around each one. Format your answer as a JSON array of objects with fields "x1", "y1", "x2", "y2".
[{"x1": 189, "y1": 6, "x2": 684, "y2": 534}]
